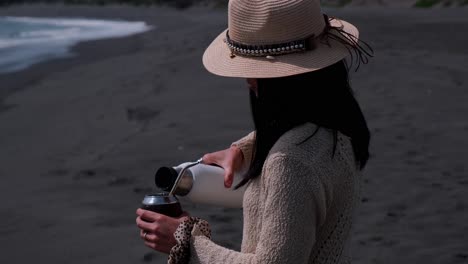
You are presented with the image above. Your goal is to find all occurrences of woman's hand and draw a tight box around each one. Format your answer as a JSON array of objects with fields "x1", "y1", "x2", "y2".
[
  {"x1": 202, "y1": 145, "x2": 244, "y2": 188},
  {"x1": 136, "y1": 209, "x2": 189, "y2": 254}
]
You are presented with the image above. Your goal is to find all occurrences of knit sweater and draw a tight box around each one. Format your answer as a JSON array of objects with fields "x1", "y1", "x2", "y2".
[{"x1": 189, "y1": 122, "x2": 361, "y2": 264}]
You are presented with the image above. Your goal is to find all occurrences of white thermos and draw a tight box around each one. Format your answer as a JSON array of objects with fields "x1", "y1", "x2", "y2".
[{"x1": 154, "y1": 161, "x2": 246, "y2": 208}]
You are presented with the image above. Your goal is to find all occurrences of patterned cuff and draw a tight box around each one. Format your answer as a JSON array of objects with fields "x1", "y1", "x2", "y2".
[{"x1": 167, "y1": 217, "x2": 211, "y2": 264}]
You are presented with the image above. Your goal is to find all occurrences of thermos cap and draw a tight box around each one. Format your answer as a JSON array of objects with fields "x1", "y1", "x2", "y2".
[{"x1": 154, "y1": 166, "x2": 193, "y2": 196}]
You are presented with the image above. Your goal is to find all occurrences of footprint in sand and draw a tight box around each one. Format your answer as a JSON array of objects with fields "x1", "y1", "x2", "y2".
[
  {"x1": 73, "y1": 169, "x2": 98, "y2": 180},
  {"x1": 454, "y1": 253, "x2": 468, "y2": 261},
  {"x1": 385, "y1": 203, "x2": 407, "y2": 223},
  {"x1": 126, "y1": 106, "x2": 160, "y2": 123},
  {"x1": 143, "y1": 252, "x2": 156, "y2": 262}
]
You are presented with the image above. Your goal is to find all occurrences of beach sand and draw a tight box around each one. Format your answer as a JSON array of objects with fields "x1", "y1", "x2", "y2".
[{"x1": 0, "y1": 4, "x2": 467, "y2": 264}]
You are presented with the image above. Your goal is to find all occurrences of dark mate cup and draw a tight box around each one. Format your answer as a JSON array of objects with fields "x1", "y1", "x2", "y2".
[{"x1": 141, "y1": 193, "x2": 183, "y2": 217}]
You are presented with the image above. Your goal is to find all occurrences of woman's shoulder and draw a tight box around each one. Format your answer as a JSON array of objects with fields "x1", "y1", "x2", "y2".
[
  {"x1": 269, "y1": 122, "x2": 336, "y2": 161},
  {"x1": 261, "y1": 124, "x2": 338, "y2": 211},
  {"x1": 262, "y1": 123, "x2": 356, "y2": 204},
  {"x1": 266, "y1": 122, "x2": 357, "y2": 176}
]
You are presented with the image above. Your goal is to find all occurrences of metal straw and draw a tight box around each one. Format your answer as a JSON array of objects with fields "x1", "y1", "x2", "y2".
[{"x1": 169, "y1": 158, "x2": 203, "y2": 196}]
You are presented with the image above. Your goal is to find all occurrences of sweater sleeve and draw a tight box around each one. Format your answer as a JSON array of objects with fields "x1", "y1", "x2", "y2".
[
  {"x1": 189, "y1": 153, "x2": 326, "y2": 264},
  {"x1": 230, "y1": 131, "x2": 255, "y2": 171}
]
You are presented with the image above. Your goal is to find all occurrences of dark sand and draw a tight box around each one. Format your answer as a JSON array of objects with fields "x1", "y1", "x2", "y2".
[{"x1": 0, "y1": 4, "x2": 467, "y2": 264}]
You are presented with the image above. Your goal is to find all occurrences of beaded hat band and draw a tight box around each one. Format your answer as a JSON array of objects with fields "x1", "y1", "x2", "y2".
[{"x1": 225, "y1": 30, "x2": 315, "y2": 58}]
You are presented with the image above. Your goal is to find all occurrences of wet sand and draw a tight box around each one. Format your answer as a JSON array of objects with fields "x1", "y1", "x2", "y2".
[{"x1": 0, "y1": 4, "x2": 467, "y2": 264}]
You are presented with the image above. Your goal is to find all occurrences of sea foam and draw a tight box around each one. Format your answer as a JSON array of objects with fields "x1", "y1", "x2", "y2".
[{"x1": 0, "y1": 16, "x2": 153, "y2": 73}]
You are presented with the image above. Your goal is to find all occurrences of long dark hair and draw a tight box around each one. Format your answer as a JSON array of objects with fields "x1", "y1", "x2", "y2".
[{"x1": 234, "y1": 60, "x2": 370, "y2": 189}]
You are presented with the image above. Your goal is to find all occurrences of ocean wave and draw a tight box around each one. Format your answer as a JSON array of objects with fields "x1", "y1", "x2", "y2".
[
  {"x1": 0, "y1": 16, "x2": 153, "y2": 73},
  {"x1": 3, "y1": 16, "x2": 151, "y2": 29}
]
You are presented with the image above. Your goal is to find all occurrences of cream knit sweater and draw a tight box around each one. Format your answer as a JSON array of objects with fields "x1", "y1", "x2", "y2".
[{"x1": 189, "y1": 122, "x2": 361, "y2": 264}]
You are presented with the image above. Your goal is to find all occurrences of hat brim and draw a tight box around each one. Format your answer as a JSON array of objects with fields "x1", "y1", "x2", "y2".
[{"x1": 202, "y1": 18, "x2": 359, "y2": 78}]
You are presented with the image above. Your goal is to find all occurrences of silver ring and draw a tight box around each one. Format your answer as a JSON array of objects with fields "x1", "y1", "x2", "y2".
[{"x1": 143, "y1": 231, "x2": 148, "y2": 239}]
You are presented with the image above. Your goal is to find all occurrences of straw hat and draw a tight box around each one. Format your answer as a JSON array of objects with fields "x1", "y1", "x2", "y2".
[{"x1": 202, "y1": 0, "x2": 361, "y2": 78}]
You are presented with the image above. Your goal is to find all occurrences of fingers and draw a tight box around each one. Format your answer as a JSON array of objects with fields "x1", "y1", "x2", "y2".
[
  {"x1": 138, "y1": 219, "x2": 173, "y2": 244},
  {"x1": 202, "y1": 147, "x2": 245, "y2": 188},
  {"x1": 202, "y1": 150, "x2": 228, "y2": 167},
  {"x1": 138, "y1": 221, "x2": 171, "y2": 245},
  {"x1": 140, "y1": 229, "x2": 158, "y2": 242},
  {"x1": 136, "y1": 208, "x2": 164, "y2": 222},
  {"x1": 201, "y1": 153, "x2": 215, "y2": 165},
  {"x1": 140, "y1": 229, "x2": 149, "y2": 240},
  {"x1": 203, "y1": 152, "x2": 230, "y2": 187},
  {"x1": 138, "y1": 218, "x2": 177, "y2": 254},
  {"x1": 136, "y1": 216, "x2": 160, "y2": 232},
  {"x1": 136, "y1": 210, "x2": 181, "y2": 238},
  {"x1": 224, "y1": 169, "x2": 234, "y2": 188},
  {"x1": 144, "y1": 240, "x2": 157, "y2": 249}
]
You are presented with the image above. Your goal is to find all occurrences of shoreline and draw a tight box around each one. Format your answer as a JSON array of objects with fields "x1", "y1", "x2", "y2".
[
  {"x1": 0, "y1": 3, "x2": 227, "y2": 111},
  {"x1": 0, "y1": 4, "x2": 162, "y2": 112},
  {"x1": 0, "y1": 26, "x2": 154, "y2": 112}
]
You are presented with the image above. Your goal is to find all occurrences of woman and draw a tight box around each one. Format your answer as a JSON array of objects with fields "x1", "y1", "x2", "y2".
[{"x1": 136, "y1": 0, "x2": 373, "y2": 263}]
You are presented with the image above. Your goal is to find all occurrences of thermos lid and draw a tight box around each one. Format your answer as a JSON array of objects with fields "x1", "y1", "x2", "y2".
[
  {"x1": 142, "y1": 193, "x2": 179, "y2": 205},
  {"x1": 154, "y1": 167, "x2": 179, "y2": 190},
  {"x1": 154, "y1": 166, "x2": 193, "y2": 196}
]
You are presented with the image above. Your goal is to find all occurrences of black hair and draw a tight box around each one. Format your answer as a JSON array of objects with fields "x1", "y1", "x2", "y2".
[{"x1": 234, "y1": 59, "x2": 370, "y2": 189}]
